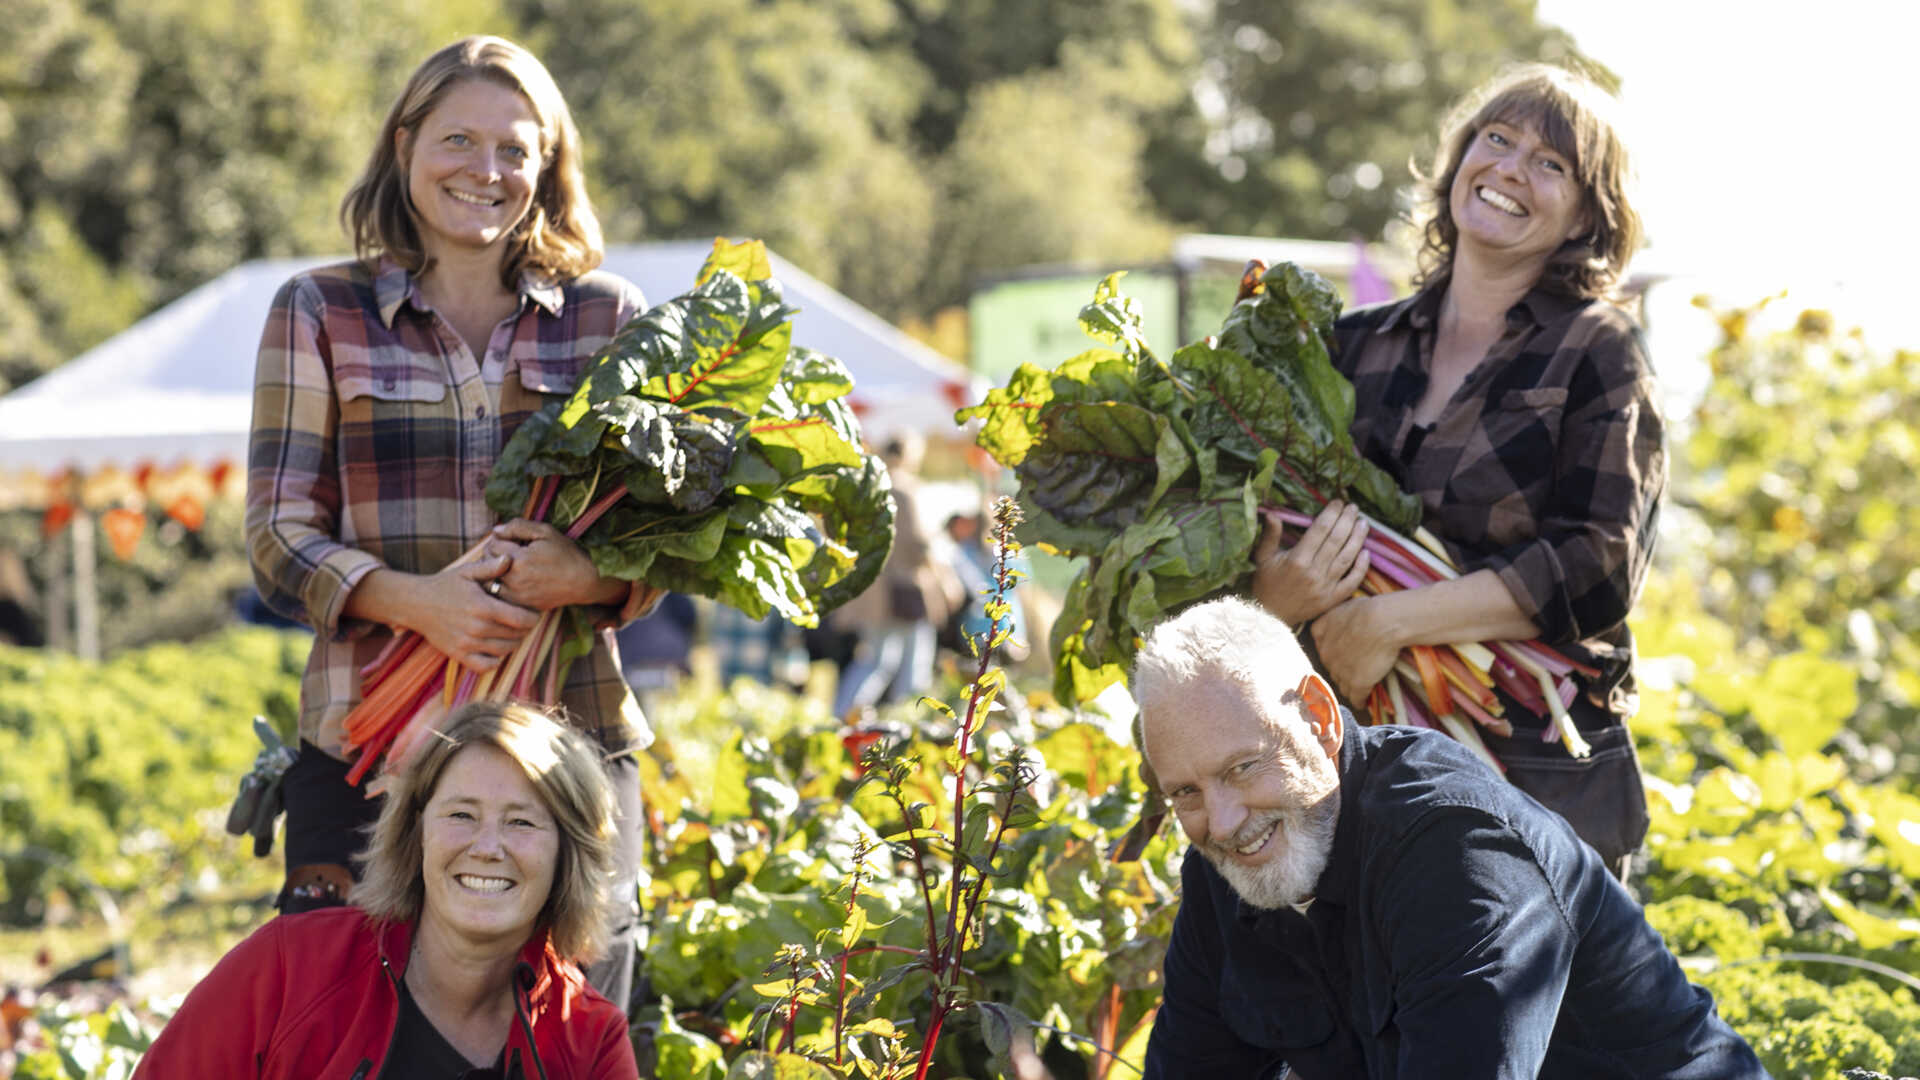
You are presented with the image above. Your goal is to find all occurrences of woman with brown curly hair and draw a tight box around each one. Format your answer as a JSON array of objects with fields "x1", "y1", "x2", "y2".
[
  {"x1": 1253, "y1": 64, "x2": 1663, "y2": 873},
  {"x1": 244, "y1": 36, "x2": 657, "y2": 1001},
  {"x1": 135, "y1": 703, "x2": 638, "y2": 1078}
]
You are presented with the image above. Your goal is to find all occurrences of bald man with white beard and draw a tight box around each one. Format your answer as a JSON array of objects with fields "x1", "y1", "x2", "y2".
[{"x1": 1134, "y1": 597, "x2": 1763, "y2": 1080}]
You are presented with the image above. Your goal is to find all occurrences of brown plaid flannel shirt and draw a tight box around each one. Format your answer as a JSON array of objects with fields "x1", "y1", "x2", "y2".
[
  {"x1": 1332, "y1": 284, "x2": 1666, "y2": 720},
  {"x1": 245, "y1": 258, "x2": 653, "y2": 758}
]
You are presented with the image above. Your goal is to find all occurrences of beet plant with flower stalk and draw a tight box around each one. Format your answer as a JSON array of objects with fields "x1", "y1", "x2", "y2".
[
  {"x1": 339, "y1": 239, "x2": 895, "y2": 788},
  {"x1": 959, "y1": 261, "x2": 1603, "y2": 801},
  {"x1": 728, "y1": 496, "x2": 1061, "y2": 1080}
]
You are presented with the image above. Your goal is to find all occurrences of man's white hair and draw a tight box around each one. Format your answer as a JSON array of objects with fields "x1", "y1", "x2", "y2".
[{"x1": 1132, "y1": 596, "x2": 1315, "y2": 731}]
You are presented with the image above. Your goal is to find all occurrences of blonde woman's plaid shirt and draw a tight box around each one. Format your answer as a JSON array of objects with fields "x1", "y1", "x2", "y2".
[{"x1": 245, "y1": 258, "x2": 654, "y2": 759}]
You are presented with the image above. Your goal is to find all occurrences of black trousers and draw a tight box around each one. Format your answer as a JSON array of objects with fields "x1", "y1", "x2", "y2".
[{"x1": 281, "y1": 740, "x2": 644, "y2": 1009}]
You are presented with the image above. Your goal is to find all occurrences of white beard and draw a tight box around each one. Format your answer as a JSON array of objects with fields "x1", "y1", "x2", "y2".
[{"x1": 1200, "y1": 794, "x2": 1339, "y2": 911}]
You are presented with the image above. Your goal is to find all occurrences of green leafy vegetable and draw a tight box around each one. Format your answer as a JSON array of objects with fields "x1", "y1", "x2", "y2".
[
  {"x1": 486, "y1": 239, "x2": 895, "y2": 629},
  {"x1": 958, "y1": 263, "x2": 1419, "y2": 701}
]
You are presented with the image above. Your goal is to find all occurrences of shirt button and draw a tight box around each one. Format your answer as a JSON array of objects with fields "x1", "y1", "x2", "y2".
[
  {"x1": 381, "y1": 376, "x2": 397, "y2": 391},
  {"x1": 475, "y1": 405, "x2": 487, "y2": 419}
]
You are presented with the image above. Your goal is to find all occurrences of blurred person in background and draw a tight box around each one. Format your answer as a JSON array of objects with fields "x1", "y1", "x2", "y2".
[
  {"x1": 832, "y1": 431, "x2": 963, "y2": 718},
  {"x1": 615, "y1": 591, "x2": 697, "y2": 717},
  {"x1": 134, "y1": 703, "x2": 638, "y2": 1079},
  {"x1": 1251, "y1": 64, "x2": 1663, "y2": 875},
  {"x1": 244, "y1": 35, "x2": 658, "y2": 1005}
]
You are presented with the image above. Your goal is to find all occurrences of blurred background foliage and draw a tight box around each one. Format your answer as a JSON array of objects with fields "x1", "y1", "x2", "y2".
[{"x1": 0, "y1": 0, "x2": 1576, "y2": 392}]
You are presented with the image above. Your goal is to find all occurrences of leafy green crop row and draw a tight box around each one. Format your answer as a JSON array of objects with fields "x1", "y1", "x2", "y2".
[
  {"x1": 7, "y1": 577, "x2": 1918, "y2": 1077},
  {"x1": 0, "y1": 627, "x2": 307, "y2": 924}
]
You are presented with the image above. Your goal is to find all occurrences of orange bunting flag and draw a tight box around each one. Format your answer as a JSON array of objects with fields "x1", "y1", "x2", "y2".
[
  {"x1": 165, "y1": 494, "x2": 206, "y2": 531},
  {"x1": 102, "y1": 507, "x2": 146, "y2": 560},
  {"x1": 42, "y1": 503, "x2": 75, "y2": 538}
]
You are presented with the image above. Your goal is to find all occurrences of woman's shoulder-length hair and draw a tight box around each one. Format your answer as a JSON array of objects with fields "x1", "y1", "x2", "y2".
[
  {"x1": 338, "y1": 35, "x2": 605, "y2": 290},
  {"x1": 352, "y1": 701, "x2": 617, "y2": 963},
  {"x1": 1412, "y1": 62, "x2": 1643, "y2": 303}
]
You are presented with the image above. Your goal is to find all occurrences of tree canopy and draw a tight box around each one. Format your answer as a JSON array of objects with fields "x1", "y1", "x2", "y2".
[{"x1": 2, "y1": 0, "x2": 1580, "y2": 390}]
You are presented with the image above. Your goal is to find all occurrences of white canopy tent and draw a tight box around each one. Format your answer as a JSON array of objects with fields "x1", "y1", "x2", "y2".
[{"x1": 0, "y1": 240, "x2": 975, "y2": 476}]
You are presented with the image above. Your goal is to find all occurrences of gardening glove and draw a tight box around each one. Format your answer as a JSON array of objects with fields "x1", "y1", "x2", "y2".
[{"x1": 225, "y1": 716, "x2": 297, "y2": 858}]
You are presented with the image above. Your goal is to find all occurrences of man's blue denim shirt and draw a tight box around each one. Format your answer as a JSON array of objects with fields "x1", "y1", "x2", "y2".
[{"x1": 1143, "y1": 713, "x2": 1766, "y2": 1079}]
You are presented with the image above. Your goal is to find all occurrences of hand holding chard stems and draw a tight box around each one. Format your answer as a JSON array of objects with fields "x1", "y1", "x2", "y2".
[
  {"x1": 1260, "y1": 503, "x2": 1597, "y2": 762},
  {"x1": 339, "y1": 471, "x2": 647, "y2": 788}
]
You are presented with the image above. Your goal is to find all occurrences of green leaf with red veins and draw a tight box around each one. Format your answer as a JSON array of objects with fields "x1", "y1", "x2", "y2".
[
  {"x1": 958, "y1": 349, "x2": 1137, "y2": 467},
  {"x1": 1015, "y1": 401, "x2": 1182, "y2": 528},
  {"x1": 746, "y1": 414, "x2": 864, "y2": 478}
]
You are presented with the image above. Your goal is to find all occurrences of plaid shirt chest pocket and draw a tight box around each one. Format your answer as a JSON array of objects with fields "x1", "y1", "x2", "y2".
[
  {"x1": 1445, "y1": 386, "x2": 1569, "y2": 522},
  {"x1": 500, "y1": 348, "x2": 591, "y2": 431},
  {"x1": 334, "y1": 346, "x2": 460, "y2": 484}
]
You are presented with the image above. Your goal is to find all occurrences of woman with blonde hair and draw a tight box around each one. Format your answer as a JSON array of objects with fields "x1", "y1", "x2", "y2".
[
  {"x1": 136, "y1": 703, "x2": 638, "y2": 1077},
  {"x1": 1254, "y1": 64, "x2": 1663, "y2": 874},
  {"x1": 245, "y1": 35, "x2": 657, "y2": 1001}
]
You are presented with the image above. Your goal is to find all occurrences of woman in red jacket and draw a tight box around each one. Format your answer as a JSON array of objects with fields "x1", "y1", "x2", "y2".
[{"x1": 134, "y1": 702, "x2": 637, "y2": 1078}]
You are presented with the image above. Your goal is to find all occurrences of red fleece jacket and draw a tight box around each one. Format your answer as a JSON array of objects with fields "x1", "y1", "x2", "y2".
[{"x1": 133, "y1": 907, "x2": 636, "y2": 1079}]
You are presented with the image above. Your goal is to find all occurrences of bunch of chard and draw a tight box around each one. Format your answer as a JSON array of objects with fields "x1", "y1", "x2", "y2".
[
  {"x1": 958, "y1": 260, "x2": 1593, "y2": 764},
  {"x1": 342, "y1": 239, "x2": 896, "y2": 788}
]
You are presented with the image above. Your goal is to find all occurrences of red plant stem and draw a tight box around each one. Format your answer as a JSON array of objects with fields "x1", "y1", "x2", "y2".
[
  {"x1": 913, "y1": 1005, "x2": 948, "y2": 1080},
  {"x1": 345, "y1": 670, "x2": 443, "y2": 785},
  {"x1": 519, "y1": 474, "x2": 548, "y2": 520},
  {"x1": 783, "y1": 971, "x2": 800, "y2": 1052},
  {"x1": 1267, "y1": 502, "x2": 1448, "y2": 586},
  {"x1": 955, "y1": 810, "x2": 1014, "y2": 971},
  {"x1": 888, "y1": 788, "x2": 944, "y2": 961},
  {"x1": 359, "y1": 630, "x2": 421, "y2": 684},
  {"x1": 542, "y1": 629, "x2": 562, "y2": 705},
  {"x1": 451, "y1": 668, "x2": 478, "y2": 706},
  {"x1": 833, "y1": 946, "x2": 849, "y2": 1064},
  {"x1": 530, "y1": 474, "x2": 559, "y2": 524},
  {"x1": 942, "y1": 691, "x2": 983, "y2": 974},
  {"x1": 565, "y1": 484, "x2": 630, "y2": 540},
  {"x1": 1094, "y1": 985, "x2": 1123, "y2": 1080}
]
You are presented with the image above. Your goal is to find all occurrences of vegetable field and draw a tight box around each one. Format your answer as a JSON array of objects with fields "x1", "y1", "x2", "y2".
[{"x1": 4, "y1": 301, "x2": 1919, "y2": 1079}]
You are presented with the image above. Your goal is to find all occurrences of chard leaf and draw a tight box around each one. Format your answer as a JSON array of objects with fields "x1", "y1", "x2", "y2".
[
  {"x1": 1012, "y1": 497, "x2": 1114, "y2": 556},
  {"x1": 1078, "y1": 272, "x2": 1153, "y2": 364},
  {"x1": 747, "y1": 414, "x2": 865, "y2": 477},
  {"x1": 488, "y1": 238, "x2": 895, "y2": 633},
  {"x1": 639, "y1": 310, "x2": 793, "y2": 420},
  {"x1": 778, "y1": 345, "x2": 855, "y2": 407},
  {"x1": 1016, "y1": 401, "x2": 1172, "y2": 528},
  {"x1": 672, "y1": 533, "x2": 818, "y2": 626},
  {"x1": 1049, "y1": 567, "x2": 1129, "y2": 704},
  {"x1": 584, "y1": 506, "x2": 731, "y2": 580},
  {"x1": 696, "y1": 236, "x2": 774, "y2": 285},
  {"x1": 957, "y1": 348, "x2": 1139, "y2": 467},
  {"x1": 728, "y1": 498, "x2": 827, "y2": 578},
  {"x1": 615, "y1": 404, "x2": 740, "y2": 514},
  {"x1": 780, "y1": 458, "x2": 896, "y2": 612},
  {"x1": 956, "y1": 362, "x2": 1062, "y2": 467},
  {"x1": 1214, "y1": 266, "x2": 1420, "y2": 529}
]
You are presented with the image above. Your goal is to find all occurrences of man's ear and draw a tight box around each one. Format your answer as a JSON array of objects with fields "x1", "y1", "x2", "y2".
[{"x1": 1298, "y1": 672, "x2": 1342, "y2": 760}]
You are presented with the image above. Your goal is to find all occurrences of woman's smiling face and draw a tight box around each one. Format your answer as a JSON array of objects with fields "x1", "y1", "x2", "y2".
[
  {"x1": 399, "y1": 78, "x2": 543, "y2": 262},
  {"x1": 1449, "y1": 118, "x2": 1590, "y2": 272},
  {"x1": 418, "y1": 743, "x2": 559, "y2": 949}
]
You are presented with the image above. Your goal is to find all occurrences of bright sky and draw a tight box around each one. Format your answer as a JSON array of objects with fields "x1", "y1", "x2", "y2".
[{"x1": 1537, "y1": 0, "x2": 1920, "y2": 345}]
